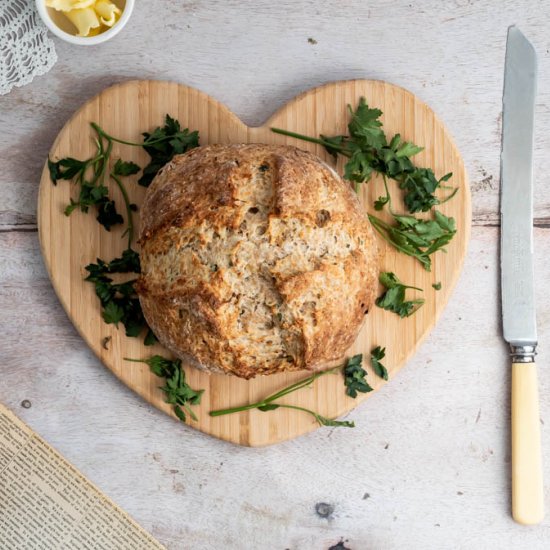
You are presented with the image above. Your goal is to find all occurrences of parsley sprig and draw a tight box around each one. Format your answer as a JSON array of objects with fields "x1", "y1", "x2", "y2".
[
  {"x1": 376, "y1": 272, "x2": 425, "y2": 318},
  {"x1": 210, "y1": 364, "x2": 356, "y2": 428},
  {"x1": 48, "y1": 129, "x2": 124, "y2": 232},
  {"x1": 126, "y1": 356, "x2": 204, "y2": 422},
  {"x1": 271, "y1": 97, "x2": 456, "y2": 212},
  {"x1": 369, "y1": 176, "x2": 456, "y2": 272},
  {"x1": 368, "y1": 210, "x2": 456, "y2": 272}
]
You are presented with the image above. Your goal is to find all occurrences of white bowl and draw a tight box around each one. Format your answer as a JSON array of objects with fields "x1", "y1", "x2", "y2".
[{"x1": 35, "y1": 0, "x2": 134, "y2": 46}]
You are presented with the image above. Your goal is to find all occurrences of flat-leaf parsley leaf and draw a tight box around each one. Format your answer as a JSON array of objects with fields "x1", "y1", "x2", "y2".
[
  {"x1": 370, "y1": 346, "x2": 388, "y2": 380},
  {"x1": 343, "y1": 354, "x2": 373, "y2": 398},
  {"x1": 376, "y1": 272, "x2": 425, "y2": 318},
  {"x1": 139, "y1": 115, "x2": 200, "y2": 187}
]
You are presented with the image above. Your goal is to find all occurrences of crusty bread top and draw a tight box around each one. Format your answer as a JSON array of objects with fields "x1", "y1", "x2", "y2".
[{"x1": 137, "y1": 144, "x2": 378, "y2": 378}]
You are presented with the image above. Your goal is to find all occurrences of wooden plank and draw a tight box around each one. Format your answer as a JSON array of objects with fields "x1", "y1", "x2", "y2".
[{"x1": 36, "y1": 80, "x2": 470, "y2": 446}]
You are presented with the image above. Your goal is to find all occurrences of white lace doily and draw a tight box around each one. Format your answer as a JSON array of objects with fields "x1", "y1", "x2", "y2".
[{"x1": 0, "y1": 0, "x2": 58, "y2": 95}]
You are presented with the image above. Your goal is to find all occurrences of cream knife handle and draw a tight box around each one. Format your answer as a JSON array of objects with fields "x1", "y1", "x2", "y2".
[{"x1": 512, "y1": 361, "x2": 544, "y2": 524}]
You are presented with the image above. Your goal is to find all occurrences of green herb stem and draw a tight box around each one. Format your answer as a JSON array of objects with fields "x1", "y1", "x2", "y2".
[
  {"x1": 110, "y1": 172, "x2": 134, "y2": 249},
  {"x1": 209, "y1": 401, "x2": 269, "y2": 417},
  {"x1": 439, "y1": 187, "x2": 459, "y2": 204},
  {"x1": 209, "y1": 366, "x2": 340, "y2": 418},
  {"x1": 91, "y1": 122, "x2": 173, "y2": 148},
  {"x1": 271, "y1": 127, "x2": 332, "y2": 147},
  {"x1": 262, "y1": 366, "x2": 340, "y2": 402},
  {"x1": 99, "y1": 137, "x2": 111, "y2": 178},
  {"x1": 271, "y1": 404, "x2": 354, "y2": 428},
  {"x1": 271, "y1": 128, "x2": 351, "y2": 157}
]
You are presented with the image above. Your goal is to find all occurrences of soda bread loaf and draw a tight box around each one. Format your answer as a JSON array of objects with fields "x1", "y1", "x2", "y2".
[{"x1": 136, "y1": 144, "x2": 378, "y2": 378}]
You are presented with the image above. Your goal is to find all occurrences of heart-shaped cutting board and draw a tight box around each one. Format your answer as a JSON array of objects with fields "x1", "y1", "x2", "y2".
[{"x1": 38, "y1": 80, "x2": 470, "y2": 446}]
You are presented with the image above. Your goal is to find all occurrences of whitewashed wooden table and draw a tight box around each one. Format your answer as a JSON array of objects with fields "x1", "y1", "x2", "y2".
[{"x1": 2, "y1": 1, "x2": 550, "y2": 548}]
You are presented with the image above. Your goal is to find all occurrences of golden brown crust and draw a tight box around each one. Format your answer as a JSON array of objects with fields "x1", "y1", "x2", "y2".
[{"x1": 137, "y1": 144, "x2": 378, "y2": 378}]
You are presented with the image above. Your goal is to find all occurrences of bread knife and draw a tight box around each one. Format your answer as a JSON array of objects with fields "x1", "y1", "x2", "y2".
[{"x1": 500, "y1": 25, "x2": 543, "y2": 525}]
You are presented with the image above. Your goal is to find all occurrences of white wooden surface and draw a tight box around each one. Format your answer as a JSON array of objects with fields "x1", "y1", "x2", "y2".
[{"x1": 2, "y1": 1, "x2": 550, "y2": 548}]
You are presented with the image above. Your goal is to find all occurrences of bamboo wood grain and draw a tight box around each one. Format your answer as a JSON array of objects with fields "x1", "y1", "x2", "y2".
[
  {"x1": 511, "y1": 362, "x2": 544, "y2": 524},
  {"x1": 37, "y1": 79, "x2": 471, "y2": 446}
]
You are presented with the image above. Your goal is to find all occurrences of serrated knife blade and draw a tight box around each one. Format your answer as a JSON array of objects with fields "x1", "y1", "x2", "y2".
[
  {"x1": 500, "y1": 26, "x2": 543, "y2": 526},
  {"x1": 501, "y1": 26, "x2": 537, "y2": 348}
]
